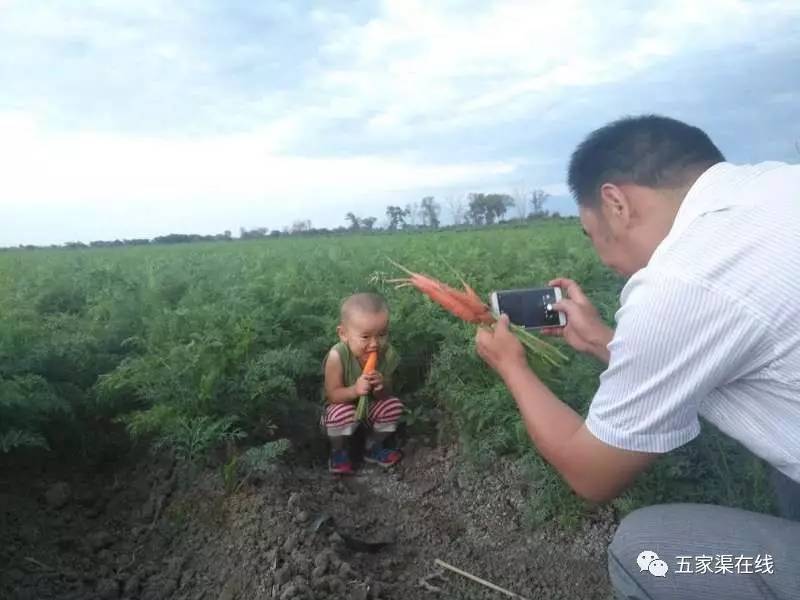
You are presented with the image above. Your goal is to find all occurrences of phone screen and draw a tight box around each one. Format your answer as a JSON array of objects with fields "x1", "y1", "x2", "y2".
[{"x1": 494, "y1": 287, "x2": 562, "y2": 328}]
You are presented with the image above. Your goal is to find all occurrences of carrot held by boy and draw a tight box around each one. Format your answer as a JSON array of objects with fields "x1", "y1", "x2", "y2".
[{"x1": 355, "y1": 350, "x2": 378, "y2": 422}]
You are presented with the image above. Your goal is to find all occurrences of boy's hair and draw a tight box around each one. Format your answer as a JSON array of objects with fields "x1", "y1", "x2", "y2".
[
  {"x1": 568, "y1": 114, "x2": 725, "y2": 208},
  {"x1": 340, "y1": 292, "x2": 389, "y2": 322}
]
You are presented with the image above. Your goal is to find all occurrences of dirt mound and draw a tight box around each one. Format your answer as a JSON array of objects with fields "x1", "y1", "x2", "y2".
[{"x1": 1, "y1": 443, "x2": 614, "y2": 599}]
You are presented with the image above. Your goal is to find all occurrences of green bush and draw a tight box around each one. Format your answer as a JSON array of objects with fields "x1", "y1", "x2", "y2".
[{"x1": 0, "y1": 374, "x2": 71, "y2": 453}]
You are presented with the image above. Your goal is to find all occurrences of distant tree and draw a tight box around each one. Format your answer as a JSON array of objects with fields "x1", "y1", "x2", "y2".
[
  {"x1": 466, "y1": 195, "x2": 483, "y2": 225},
  {"x1": 360, "y1": 216, "x2": 377, "y2": 231},
  {"x1": 240, "y1": 227, "x2": 268, "y2": 240},
  {"x1": 153, "y1": 233, "x2": 191, "y2": 244},
  {"x1": 419, "y1": 196, "x2": 441, "y2": 228},
  {"x1": 223, "y1": 230, "x2": 232, "y2": 239},
  {"x1": 513, "y1": 187, "x2": 529, "y2": 220},
  {"x1": 404, "y1": 202, "x2": 420, "y2": 227},
  {"x1": 386, "y1": 205, "x2": 409, "y2": 231},
  {"x1": 529, "y1": 189, "x2": 550, "y2": 218},
  {"x1": 290, "y1": 219, "x2": 312, "y2": 234},
  {"x1": 467, "y1": 193, "x2": 514, "y2": 225},
  {"x1": 345, "y1": 212, "x2": 360, "y2": 231},
  {"x1": 446, "y1": 194, "x2": 467, "y2": 225}
]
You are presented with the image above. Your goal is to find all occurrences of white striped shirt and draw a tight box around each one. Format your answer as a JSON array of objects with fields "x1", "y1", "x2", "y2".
[{"x1": 585, "y1": 161, "x2": 800, "y2": 483}]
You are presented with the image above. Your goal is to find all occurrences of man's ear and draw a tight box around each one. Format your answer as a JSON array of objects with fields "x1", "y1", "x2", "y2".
[
  {"x1": 336, "y1": 324, "x2": 347, "y2": 343},
  {"x1": 599, "y1": 183, "x2": 632, "y2": 231}
]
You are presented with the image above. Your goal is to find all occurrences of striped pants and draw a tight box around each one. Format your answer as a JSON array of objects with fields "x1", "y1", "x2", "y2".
[{"x1": 321, "y1": 397, "x2": 404, "y2": 437}]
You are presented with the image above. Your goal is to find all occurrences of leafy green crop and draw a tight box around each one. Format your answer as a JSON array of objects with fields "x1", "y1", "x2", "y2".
[{"x1": 0, "y1": 221, "x2": 777, "y2": 525}]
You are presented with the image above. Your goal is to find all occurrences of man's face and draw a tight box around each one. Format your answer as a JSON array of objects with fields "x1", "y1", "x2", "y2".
[
  {"x1": 579, "y1": 204, "x2": 641, "y2": 277},
  {"x1": 579, "y1": 181, "x2": 687, "y2": 278},
  {"x1": 338, "y1": 310, "x2": 389, "y2": 360}
]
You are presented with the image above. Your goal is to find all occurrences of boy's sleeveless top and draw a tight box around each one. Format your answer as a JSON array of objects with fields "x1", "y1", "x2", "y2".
[{"x1": 321, "y1": 342, "x2": 400, "y2": 403}]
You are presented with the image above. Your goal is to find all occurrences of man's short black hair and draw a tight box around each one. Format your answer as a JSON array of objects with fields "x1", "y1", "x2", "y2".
[{"x1": 568, "y1": 115, "x2": 725, "y2": 207}]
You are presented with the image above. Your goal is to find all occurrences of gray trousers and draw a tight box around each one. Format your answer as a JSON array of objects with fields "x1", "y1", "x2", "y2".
[{"x1": 609, "y1": 468, "x2": 800, "y2": 599}]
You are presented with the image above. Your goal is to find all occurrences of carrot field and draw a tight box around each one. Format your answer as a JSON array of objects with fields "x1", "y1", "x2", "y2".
[{"x1": 0, "y1": 220, "x2": 778, "y2": 525}]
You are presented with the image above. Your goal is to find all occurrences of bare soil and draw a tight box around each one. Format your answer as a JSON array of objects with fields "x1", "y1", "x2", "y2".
[{"x1": 1, "y1": 440, "x2": 616, "y2": 600}]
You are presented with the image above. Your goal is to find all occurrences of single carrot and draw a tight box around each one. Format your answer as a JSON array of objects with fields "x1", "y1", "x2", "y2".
[
  {"x1": 355, "y1": 351, "x2": 378, "y2": 421},
  {"x1": 363, "y1": 351, "x2": 378, "y2": 374}
]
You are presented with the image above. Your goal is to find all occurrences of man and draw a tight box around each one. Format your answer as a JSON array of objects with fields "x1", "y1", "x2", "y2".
[{"x1": 476, "y1": 115, "x2": 800, "y2": 599}]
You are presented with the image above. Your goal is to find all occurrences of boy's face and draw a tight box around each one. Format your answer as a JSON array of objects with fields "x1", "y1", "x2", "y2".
[{"x1": 338, "y1": 309, "x2": 389, "y2": 360}]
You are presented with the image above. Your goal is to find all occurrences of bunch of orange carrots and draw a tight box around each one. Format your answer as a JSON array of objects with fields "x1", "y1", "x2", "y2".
[{"x1": 387, "y1": 260, "x2": 567, "y2": 367}]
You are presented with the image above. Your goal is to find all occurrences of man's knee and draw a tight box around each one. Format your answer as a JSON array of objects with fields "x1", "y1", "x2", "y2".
[
  {"x1": 607, "y1": 505, "x2": 677, "y2": 600},
  {"x1": 610, "y1": 505, "x2": 667, "y2": 561},
  {"x1": 770, "y1": 466, "x2": 800, "y2": 521}
]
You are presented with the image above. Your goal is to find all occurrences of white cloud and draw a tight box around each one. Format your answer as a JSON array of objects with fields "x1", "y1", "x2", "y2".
[
  {"x1": 297, "y1": 0, "x2": 800, "y2": 142},
  {"x1": 0, "y1": 113, "x2": 515, "y2": 202},
  {"x1": 0, "y1": 112, "x2": 517, "y2": 243}
]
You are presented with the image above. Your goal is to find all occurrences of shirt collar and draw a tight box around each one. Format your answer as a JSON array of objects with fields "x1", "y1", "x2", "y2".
[{"x1": 647, "y1": 161, "x2": 737, "y2": 265}]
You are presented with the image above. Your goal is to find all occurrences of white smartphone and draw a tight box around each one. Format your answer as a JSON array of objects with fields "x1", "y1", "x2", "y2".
[{"x1": 489, "y1": 287, "x2": 567, "y2": 329}]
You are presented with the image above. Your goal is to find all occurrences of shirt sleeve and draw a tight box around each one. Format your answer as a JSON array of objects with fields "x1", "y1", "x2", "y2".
[{"x1": 585, "y1": 271, "x2": 768, "y2": 453}]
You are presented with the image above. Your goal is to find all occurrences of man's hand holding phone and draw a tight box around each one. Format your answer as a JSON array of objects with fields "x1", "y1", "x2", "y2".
[
  {"x1": 482, "y1": 278, "x2": 613, "y2": 366},
  {"x1": 541, "y1": 278, "x2": 613, "y2": 364}
]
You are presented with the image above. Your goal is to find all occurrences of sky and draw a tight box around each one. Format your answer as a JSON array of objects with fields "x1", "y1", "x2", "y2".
[{"x1": 1, "y1": 0, "x2": 799, "y2": 246}]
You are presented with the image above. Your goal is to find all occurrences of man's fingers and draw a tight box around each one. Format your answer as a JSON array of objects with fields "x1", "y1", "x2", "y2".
[
  {"x1": 548, "y1": 277, "x2": 590, "y2": 305},
  {"x1": 548, "y1": 277, "x2": 577, "y2": 290},
  {"x1": 550, "y1": 298, "x2": 578, "y2": 316},
  {"x1": 540, "y1": 327, "x2": 564, "y2": 337},
  {"x1": 475, "y1": 326, "x2": 490, "y2": 348},
  {"x1": 494, "y1": 314, "x2": 517, "y2": 340}
]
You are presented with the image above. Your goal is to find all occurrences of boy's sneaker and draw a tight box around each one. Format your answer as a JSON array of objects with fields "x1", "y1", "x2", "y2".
[
  {"x1": 329, "y1": 449, "x2": 353, "y2": 475},
  {"x1": 364, "y1": 445, "x2": 403, "y2": 468}
]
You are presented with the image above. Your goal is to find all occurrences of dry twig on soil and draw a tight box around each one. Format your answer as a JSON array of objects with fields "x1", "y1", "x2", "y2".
[{"x1": 434, "y1": 558, "x2": 531, "y2": 600}]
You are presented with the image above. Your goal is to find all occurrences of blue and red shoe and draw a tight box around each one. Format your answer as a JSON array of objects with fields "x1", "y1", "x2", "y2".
[
  {"x1": 364, "y1": 445, "x2": 403, "y2": 468},
  {"x1": 329, "y1": 449, "x2": 354, "y2": 475}
]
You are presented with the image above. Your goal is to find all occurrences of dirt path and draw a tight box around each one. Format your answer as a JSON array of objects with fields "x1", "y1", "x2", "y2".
[{"x1": 1, "y1": 443, "x2": 615, "y2": 599}]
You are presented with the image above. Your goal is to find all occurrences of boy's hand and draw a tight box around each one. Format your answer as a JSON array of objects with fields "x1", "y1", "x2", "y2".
[
  {"x1": 367, "y1": 371, "x2": 384, "y2": 392},
  {"x1": 354, "y1": 374, "x2": 372, "y2": 397}
]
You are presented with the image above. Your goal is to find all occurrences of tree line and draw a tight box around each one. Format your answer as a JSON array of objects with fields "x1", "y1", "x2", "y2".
[
  {"x1": 5, "y1": 188, "x2": 563, "y2": 251},
  {"x1": 350, "y1": 189, "x2": 553, "y2": 231}
]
